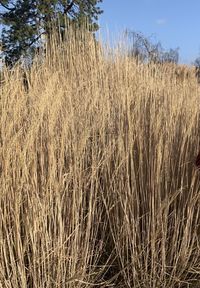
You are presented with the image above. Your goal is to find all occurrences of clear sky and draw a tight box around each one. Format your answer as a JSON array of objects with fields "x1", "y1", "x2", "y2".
[{"x1": 98, "y1": 0, "x2": 200, "y2": 64}]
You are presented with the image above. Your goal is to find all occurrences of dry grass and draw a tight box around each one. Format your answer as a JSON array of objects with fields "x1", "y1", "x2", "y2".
[{"x1": 0, "y1": 29, "x2": 200, "y2": 287}]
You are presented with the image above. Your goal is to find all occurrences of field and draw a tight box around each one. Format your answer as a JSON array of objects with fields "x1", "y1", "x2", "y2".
[{"x1": 0, "y1": 30, "x2": 200, "y2": 287}]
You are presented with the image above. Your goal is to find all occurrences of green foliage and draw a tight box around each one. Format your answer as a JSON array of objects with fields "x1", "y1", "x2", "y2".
[{"x1": 0, "y1": 0, "x2": 103, "y2": 66}]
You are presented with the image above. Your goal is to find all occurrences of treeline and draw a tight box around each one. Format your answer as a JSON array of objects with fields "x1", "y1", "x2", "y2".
[{"x1": 0, "y1": 0, "x2": 200, "y2": 81}]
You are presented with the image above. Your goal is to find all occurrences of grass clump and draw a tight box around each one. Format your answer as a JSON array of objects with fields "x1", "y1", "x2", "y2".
[{"x1": 0, "y1": 29, "x2": 200, "y2": 287}]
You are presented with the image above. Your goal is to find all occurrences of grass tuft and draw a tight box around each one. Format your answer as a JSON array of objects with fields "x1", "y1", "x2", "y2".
[{"x1": 0, "y1": 29, "x2": 200, "y2": 287}]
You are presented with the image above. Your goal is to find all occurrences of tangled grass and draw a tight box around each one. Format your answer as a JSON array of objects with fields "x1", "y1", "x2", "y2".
[{"x1": 0, "y1": 30, "x2": 200, "y2": 287}]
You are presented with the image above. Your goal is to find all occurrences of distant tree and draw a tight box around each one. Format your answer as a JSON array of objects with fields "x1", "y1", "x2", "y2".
[
  {"x1": 161, "y1": 48, "x2": 179, "y2": 64},
  {"x1": 0, "y1": 0, "x2": 103, "y2": 67},
  {"x1": 194, "y1": 56, "x2": 200, "y2": 82},
  {"x1": 194, "y1": 56, "x2": 200, "y2": 68},
  {"x1": 125, "y1": 30, "x2": 179, "y2": 64}
]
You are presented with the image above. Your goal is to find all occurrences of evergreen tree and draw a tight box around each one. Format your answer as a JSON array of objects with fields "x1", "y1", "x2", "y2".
[{"x1": 0, "y1": 0, "x2": 103, "y2": 66}]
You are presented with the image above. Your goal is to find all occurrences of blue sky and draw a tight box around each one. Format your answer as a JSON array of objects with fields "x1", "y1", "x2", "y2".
[{"x1": 98, "y1": 0, "x2": 200, "y2": 64}]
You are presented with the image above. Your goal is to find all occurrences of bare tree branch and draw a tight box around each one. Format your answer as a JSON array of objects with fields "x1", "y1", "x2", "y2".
[
  {"x1": 15, "y1": 31, "x2": 46, "y2": 57},
  {"x1": 63, "y1": 1, "x2": 74, "y2": 14},
  {"x1": 0, "y1": 1, "x2": 16, "y2": 11}
]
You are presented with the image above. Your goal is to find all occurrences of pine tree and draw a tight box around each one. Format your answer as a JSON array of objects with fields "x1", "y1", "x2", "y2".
[{"x1": 0, "y1": 0, "x2": 103, "y2": 66}]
